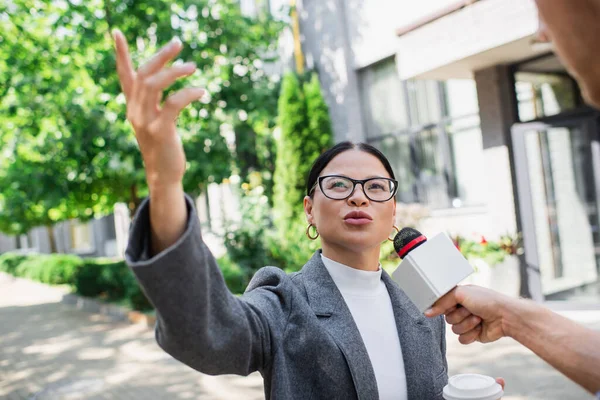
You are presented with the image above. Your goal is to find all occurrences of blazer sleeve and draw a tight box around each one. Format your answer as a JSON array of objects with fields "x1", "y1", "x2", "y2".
[
  {"x1": 125, "y1": 195, "x2": 292, "y2": 376},
  {"x1": 439, "y1": 315, "x2": 449, "y2": 374}
]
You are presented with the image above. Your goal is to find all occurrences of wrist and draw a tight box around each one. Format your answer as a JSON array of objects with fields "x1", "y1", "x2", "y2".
[
  {"x1": 147, "y1": 178, "x2": 184, "y2": 197},
  {"x1": 145, "y1": 162, "x2": 185, "y2": 191},
  {"x1": 147, "y1": 182, "x2": 187, "y2": 255},
  {"x1": 500, "y1": 296, "x2": 526, "y2": 339}
]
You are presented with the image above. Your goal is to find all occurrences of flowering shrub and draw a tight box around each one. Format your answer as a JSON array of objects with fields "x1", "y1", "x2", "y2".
[{"x1": 452, "y1": 233, "x2": 524, "y2": 267}]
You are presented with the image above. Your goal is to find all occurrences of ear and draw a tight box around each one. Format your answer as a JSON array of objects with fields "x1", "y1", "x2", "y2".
[
  {"x1": 392, "y1": 198, "x2": 397, "y2": 222},
  {"x1": 304, "y1": 196, "x2": 314, "y2": 224}
]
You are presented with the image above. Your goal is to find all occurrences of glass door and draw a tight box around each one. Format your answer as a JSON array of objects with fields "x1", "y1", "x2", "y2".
[{"x1": 512, "y1": 118, "x2": 600, "y2": 302}]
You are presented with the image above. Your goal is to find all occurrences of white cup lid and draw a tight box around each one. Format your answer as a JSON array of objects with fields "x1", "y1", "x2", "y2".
[{"x1": 443, "y1": 374, "x2": 503, "y2": 400}]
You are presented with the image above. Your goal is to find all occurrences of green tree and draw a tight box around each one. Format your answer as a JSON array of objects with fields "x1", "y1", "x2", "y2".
[
  {"x1": 0, "y1": 0, "x2": 283, "y2": 241},
  {"x1": 273, "y1": 72, "x2": 307, "y2": 233},
  {"x1": 271, "y1": 71, "x2": 333, "y2": 270},
  {"x1": 304, "y1": 72, "x2": 334, "y2": 159}
]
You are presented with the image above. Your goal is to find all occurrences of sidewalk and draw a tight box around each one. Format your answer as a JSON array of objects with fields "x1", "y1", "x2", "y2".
[
  {"x1": 1, "y1": 272, "x2": 597, "y2": 399},
  {"x1": 0, "y1": 274, "x2": 264, "y2": 400}
]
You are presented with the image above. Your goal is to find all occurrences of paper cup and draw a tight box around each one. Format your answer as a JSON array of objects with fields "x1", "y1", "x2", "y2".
[{"x1": 443, "y1": 374, "x2": 503, "y2": 400}]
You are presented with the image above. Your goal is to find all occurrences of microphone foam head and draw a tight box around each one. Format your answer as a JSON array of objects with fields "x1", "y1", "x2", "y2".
[{"x1": 394, "y1": 227, "x2": 426, "y2": 255}]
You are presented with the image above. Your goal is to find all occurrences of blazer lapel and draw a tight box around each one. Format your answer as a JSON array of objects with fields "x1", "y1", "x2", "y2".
[
  {"x1": 301, "y1": 251, "x2": 379, "y2": 400},
  {"x1": 382, "y1": 270, "x2": 436, "y2": 399}
]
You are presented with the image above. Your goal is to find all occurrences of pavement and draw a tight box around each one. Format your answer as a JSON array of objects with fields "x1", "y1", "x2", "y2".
[{"x1": 1, "y1": 272, "x2": 598, "y2": 399}]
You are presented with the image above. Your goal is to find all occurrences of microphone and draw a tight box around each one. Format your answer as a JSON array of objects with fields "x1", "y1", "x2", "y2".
[
  {"x1": 394, "y1": 227, "x2": 427, "y2": 259},
  {"x1": 390, "y1": 228, "x2": 474, "y2": 313}
]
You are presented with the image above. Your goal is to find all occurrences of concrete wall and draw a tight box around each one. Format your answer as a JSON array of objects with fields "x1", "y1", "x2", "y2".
[
  {"x1": 396, "y1": 0, "x2": 539, "y2": 79},
  {"x1": 299, "y1": 0, "x2": 521, "y2": 243},
  {"x1": 0, "y1": 216, "x2": 118, "y2": 258},
  {"x1": 474, "y1": 65, "x2": 520, "y2": 236},
  {"x1": 0, "y1": 234, "x2": 15, "y2": 253},
  {"x1": 298, "y1": 0, "x2": 461, "y2": 142},
  {"x1": 298, "y1": 0, "x2": 365, "y2": 142},
  {"x1": 344, "y1": 0, "x2": 460, "y2": 69}
]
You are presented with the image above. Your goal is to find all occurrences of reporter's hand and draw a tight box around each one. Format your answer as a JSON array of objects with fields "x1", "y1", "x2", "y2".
[
  {"x1": 113, "y1": 29, "x2": 205, "y2": 189},
  {"x1": 496, "y1": 378, "x2": 505, "y2": 391},
  {"x1": 426, "y1": 285, "x2": 511, "y2": 344}
]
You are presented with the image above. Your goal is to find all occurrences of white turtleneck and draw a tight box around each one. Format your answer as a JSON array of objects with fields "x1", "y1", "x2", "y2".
[{"x1": 321, "y1": 254, "x2": 408, "y2": 400}]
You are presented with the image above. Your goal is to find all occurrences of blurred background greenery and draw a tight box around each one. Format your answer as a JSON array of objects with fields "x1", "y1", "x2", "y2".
[{"x1": 0, "y1": 0, "x2": 335, "y2": 308}]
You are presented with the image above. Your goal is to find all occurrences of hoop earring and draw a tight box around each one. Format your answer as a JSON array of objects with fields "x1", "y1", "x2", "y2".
[
  {"x1": 387, "y1": 225, "x2": 400, "y2": 242},
  {"x1": 306, "y1": 224, "x2": 319, "y2": 240}
]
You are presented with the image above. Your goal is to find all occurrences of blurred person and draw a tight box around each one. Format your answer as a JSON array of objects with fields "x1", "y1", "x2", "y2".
[
  {"x1": 112, "y1": 30, "x2": 453, "y2": 399},
  {"x1": 535, "y1": 0, "x2": 600, "y2": 108}
]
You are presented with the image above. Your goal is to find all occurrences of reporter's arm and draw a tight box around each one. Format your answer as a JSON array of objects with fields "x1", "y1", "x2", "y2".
[
  {"x1": 503, "y1": 298, "x2": 600, "y2": 395},
  {"x1": 429, "y1": 286, "x2": 600, "y2": 394}
]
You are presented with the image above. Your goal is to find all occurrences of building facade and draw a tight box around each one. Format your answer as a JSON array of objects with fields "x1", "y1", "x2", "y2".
[{"x1": 298, "y1": 0, "x2": 600, "y2": 303}]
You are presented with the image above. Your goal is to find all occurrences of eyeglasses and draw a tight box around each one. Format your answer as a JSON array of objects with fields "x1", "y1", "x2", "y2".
[{"x1": 309, "y1": 175, "x2": 398, "y2": 202}]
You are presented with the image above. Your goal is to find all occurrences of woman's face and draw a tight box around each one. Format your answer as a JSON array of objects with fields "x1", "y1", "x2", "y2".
[{"x1": 304, "y1": 149, "x2": 396, "y2": 254}]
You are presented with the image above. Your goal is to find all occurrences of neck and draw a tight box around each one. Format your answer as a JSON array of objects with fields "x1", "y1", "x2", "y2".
[{"x1": 321, "y1": 243, "x2": 381, "y2": 271}]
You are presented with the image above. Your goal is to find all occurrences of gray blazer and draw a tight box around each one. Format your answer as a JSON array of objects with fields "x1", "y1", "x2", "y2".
[{"x1": 126, "y1": 196, "x2": 448, "y2": 399}]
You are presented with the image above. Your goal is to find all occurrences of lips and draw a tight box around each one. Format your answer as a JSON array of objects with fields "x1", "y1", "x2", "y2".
[{"x1": 344, "y1": 211, "x2": 373, "y2": 225}]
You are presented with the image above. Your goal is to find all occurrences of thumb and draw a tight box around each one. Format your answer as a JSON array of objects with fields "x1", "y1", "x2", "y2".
[{"x1": 425, "y1": 287, "x2": 460, "y2": 317}]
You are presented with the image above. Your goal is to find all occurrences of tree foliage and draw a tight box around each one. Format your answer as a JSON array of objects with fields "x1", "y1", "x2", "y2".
[
  {"x1": 0, "y1": 0, "x2": 283, "y2": 239},
  {"x1": 271, "y1": 71, "x2": 333, "y2": 270}
]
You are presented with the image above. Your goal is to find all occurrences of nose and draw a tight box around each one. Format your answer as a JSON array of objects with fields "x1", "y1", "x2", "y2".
[{"x1": 347, "y1": 183, "x2": 369, "y2": 207}]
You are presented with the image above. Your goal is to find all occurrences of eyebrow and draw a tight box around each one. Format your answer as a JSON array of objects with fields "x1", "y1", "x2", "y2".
[{"x1": 323, "y1": 174, "x2": 390, "y2": 179}]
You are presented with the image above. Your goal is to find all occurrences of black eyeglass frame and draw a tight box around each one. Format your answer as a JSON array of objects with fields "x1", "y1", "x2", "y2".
[{"x1": 309, "y1": 175, "x2": 399, "y2": 202}]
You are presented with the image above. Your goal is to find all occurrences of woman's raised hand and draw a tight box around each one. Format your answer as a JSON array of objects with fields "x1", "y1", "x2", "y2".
[
  {"x1": 113, "y1": 29, "x2": 203, "y2": 253},
  {"x1": 113, "y1": 29, "x2": 205, "y2": 189}
]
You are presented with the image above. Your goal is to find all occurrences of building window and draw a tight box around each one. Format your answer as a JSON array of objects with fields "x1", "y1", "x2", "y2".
[
  {"x1": 359, "y1": 57, "x2": 409, "y2": 139},
  {"x1": 514, "y1": 54, "x2": 582, "y2": 122},
  {"x1": 359, "y1": 59, "x2": 484, "y2": 209},
  {"x1": 406, "y1": 80, "x2": 443, "y2": 126}
]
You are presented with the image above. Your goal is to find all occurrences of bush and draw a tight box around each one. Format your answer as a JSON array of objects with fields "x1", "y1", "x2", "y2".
[
  {"x1": 217, "y1": 255, "x2": 247, "y2": 295},
  {"x1": 269, "y1": 71, "x2": 333, "y2": 271},
  {"x1": 75, "y1": 258, "x2": 152, "y2": 311},
  {"x1": 0, "y1": 252, "x2": 29, "y2": 275},
  {"x1": 266, "y1": 219, "x2": 319, "y2": 272},
  {"x1": 73, "y1": 260, "x2": 106, "y2": 297},
  {"x1": 224, "y1": 186, "x2": 275, "y2": 285},
  {"x1": 75, "y1": 259, "x2": 125, "y2": 299},
  {"x1": 273, "y1": 72, "x2": 308, "y2": 232},
  {"x1": 122, "y1": 271, "x2": 153, "y2": 311},
  {"x1": 15, "y1": 254, "x2": 83, "y2": 285},
  {"x1": 379, "y1": 239, "x2": 400, "y2": 275},
  {"x1": 0, "y1": 251, "x2": 152, "y2": 311}
]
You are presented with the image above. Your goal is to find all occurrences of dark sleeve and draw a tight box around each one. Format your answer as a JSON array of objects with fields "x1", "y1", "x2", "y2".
[
  {"x1": 439, "y1": 315, "x2": 449, "y2": 375},
  {"x1": 125, "y1": 195, "x2": 292, "y2": 376}
]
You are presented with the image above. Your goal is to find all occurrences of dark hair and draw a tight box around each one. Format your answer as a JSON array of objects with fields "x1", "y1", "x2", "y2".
[{"x1": 306, "y1": 141, "x2": 396, "y2": 196}]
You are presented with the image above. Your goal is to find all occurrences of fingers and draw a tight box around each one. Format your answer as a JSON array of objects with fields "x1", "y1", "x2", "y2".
[
  {"x1": 445, "y1": 305, "x2": 473, "y2": 325},
  {"x1": 145, "y1": 62, "x2": 197, "y2": 92},
  {"x1": 452, "y1": 314, "x2": 482, "y2": 335},
  {"x1": 425, "y1": 287, "x2": 459, "y2": 317},
  {"x1": 113, "y1": 29, "x2": 135, "y2": 97},
  {"x1": 495, "y1": 377, "x2": 505, "y2": 390},
  {"x1": 139, "y1": 63, "x2": 197, "y2": 117},
  {"x1": 138, "y1": 37, "x2": 183, "y2": 78},
  {"x1": 162, "y1": 87, "x2": 206, "y2": 122},
  {"x1": 458, "y1": 324, "x2": 481, "y2": 345}
]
